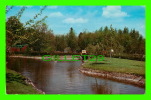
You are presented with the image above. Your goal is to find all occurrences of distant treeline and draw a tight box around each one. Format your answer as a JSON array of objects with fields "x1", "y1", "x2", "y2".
[{"x1": 6, "y1": 16, "x2": 145, "y2": 61}]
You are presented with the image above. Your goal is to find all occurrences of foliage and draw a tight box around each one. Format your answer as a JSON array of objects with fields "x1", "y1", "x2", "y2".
[
  {"x1": 6, "y1": 6, "x2": 145, "y2": 60},
  {"x1": 66, "y1": 27, "x2": 78, "y2": 52},
  {"x1": 55, "y1": 35, "x2": 67, "y2": 51}
]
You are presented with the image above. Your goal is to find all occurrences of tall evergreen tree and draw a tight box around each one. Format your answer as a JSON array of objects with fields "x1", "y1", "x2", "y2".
[{"x1": 67, "y1": 27, "x2": 78, "y2": 52}]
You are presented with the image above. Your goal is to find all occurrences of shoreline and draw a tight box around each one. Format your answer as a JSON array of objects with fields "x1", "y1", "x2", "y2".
[
  {"x1": 9, "y1": 55, "x2": 42, "y2": 60},
  {"x1": 9, "y1": 55, "x2": 79, "y2": 60},
  {"x1": 79, "y1": 67, "x2": 145, "y2": 88},
  {"x1": 6, "y1": 68, "x2": 45, "y2": 94},
  {"x1": 25, "y1": 77, "x2": 45, "y2": 94}
]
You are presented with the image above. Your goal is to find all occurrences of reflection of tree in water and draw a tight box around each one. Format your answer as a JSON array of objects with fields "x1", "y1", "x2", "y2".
[
  {"x1": 28, "y1": 60, "x2": 54, "y2": 91},
  {"x1": 7, "y1": 58, "x2": 22, "y2": 71},
  {"x1": 67, "y1": 65, "x2": 76, "y2": 82},
  {"x1": 91, "y1": 78, "x2": 112, "y2": 94},
  {"x1": 7, "y1": 58, "x2": 54, "y2": 91},
  {"x1": 67, "y1": 62, "x2": 77, "y2": 82}
]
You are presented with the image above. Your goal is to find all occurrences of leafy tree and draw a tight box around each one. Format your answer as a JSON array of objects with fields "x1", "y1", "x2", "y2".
[
  {"x1": 6, "y1": 6, "x2": 48, "y2": 55},
  {"x1": 55, "y1": 35, "x2": 67, "y2": 51},
  {"x1": 6, "y1": 6, "x2": 145, "y2": 59},
  {"x1": 6, "y1": 16, "x2": 25, "y2": 51}
]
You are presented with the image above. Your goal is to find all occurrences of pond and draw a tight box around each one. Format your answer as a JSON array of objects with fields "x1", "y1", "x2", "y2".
[{"x1": 7, "y1": 58, "x2": 145, "y2": 94}]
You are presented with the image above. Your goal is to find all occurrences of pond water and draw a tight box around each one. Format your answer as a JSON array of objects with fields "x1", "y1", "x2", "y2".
[{"x1": 7, "y1": 58, "x2": 145, "y2": 94}]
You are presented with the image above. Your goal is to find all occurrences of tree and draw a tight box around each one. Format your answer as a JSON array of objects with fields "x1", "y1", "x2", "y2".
[
  {"x1": 55, "y1": 35, "x2": 67, "y2": 51},
  {"x1": 25, "y1": 23, "x2": 55, "y2": 53},
  {"x1": 6, "y1": 16, "x2": 25, "y2": 52},
  {"x1": 123, "y1": 27, "x2": 129, "y2": 34},
  {"x1": 6, "y1": 6, "x2": 48, "y2": 55},
  {"x1": 67, "y1": 27, "x2": 78, "y2": 52}
]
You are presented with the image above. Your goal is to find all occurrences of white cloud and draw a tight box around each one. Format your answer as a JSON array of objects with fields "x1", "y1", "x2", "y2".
[
  {"x1": 63, "y1": 18, "x2": 88, "y2": 24},
  {"x1": 49, "y1": 12, "x2": 63, "y2": 17},
  {"x1": 47, "y1": 6, "x2": 58, "y2": 9},
  {"x1": 102, "y1": 6, "x2": 128, "y2": 18}
]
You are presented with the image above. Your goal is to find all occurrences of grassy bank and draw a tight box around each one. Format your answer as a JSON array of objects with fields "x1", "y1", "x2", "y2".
[
  {"x1": 6, "y1": 69, "x2": 41, "y2": 94},
  {"x1": 82, "y1": 57, "x2": 145, "y2": 76}
]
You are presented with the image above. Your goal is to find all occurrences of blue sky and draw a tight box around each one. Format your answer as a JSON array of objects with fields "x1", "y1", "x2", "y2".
[{"x1": 6, "y1": 6, "x2": 145, "y2": 37}]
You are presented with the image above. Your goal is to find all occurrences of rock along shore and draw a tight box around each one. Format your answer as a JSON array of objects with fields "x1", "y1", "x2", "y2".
[
  {"x1": 79, "y1": 67, "x2": 145, "y2": 88},
  {"x1": 25, "y1": 78, "x2": 45, "y2": 94}
]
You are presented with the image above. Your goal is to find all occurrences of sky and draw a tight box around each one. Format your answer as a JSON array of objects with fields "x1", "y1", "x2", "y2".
[{"x1": 6, "y1": 6, "x2": 145, "y2": 37}]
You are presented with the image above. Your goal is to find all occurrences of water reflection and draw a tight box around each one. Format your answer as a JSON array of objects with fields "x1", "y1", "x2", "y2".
[
  {"x1": 7, "y1": 58, "x2": 145, "y2": 94},
  {"x1": 91, "y1": 78, "x2": 112, "y2": 94}
]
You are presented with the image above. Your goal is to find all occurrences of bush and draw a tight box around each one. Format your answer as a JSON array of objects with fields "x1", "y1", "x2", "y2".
[{"x1": 104, "y1": 53, "x2": 145, "y2": 61}]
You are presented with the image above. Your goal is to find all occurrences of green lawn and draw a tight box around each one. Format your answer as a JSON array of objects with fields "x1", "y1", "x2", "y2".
[
  {"x1": 82, "y1": 57, "x2": 145, "y2": 76},
  {"x1": 6, "y1": 69, "x2": 40, "y2": 94}
]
